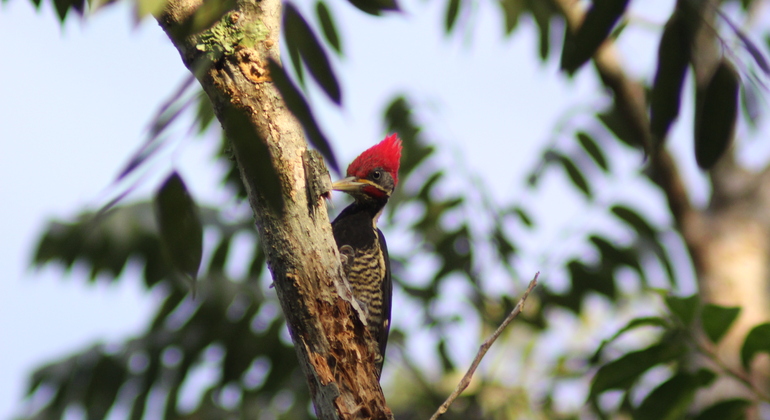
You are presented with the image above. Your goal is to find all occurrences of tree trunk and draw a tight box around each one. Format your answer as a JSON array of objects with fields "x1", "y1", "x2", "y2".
[{"x1": 156, "y1": 1, "x2": 392, "y2": 418}]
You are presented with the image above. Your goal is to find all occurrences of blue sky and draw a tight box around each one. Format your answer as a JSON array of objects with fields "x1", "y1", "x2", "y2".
[{"x1": 0, "y1": 0, "x2": 726, "y2": 416}]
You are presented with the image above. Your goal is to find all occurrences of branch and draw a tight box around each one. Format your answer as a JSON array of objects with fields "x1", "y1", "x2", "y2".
[
  {"x1": 156, "y1": 1, "x2": 391, "y2": 418},
  {"x1": 429, "y1": 273, "x2": 539, "y2": 420}
]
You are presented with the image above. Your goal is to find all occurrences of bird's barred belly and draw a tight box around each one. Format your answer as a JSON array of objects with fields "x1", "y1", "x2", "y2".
[{"x1": 345, "y1": 243, "x2": 386, "y2": 329}]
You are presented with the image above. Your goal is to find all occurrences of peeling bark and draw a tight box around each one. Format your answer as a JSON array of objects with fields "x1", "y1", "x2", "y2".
[{"x1": 156, "y1": 1, "x2": 392, "y2": 418}]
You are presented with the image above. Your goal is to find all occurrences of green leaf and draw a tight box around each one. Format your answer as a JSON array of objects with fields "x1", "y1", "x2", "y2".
[
  {"x1": 513, "y1": 206, "x2": 534, "y2": 228},
  {"x1": 665, "y1": 294, "x2": 699, "y2": 327},
  {"x1": 741, "y1": 322, "x2": 770, "y2": 369},
  {"x1": 445, "y1": 0, "x2": 461, "y2": 33},
  {"x1": 194, "y1": 89, "x2": 216, "y2": 134},
  {"x1": 556, "y1": 153, "x2": 591, "y2": 198},
  {"x1": 284, "y1": 3, "x2": 342, "y2": 105},
  {"x1": 498, "y1": 0, "x2": 523, "y2": 34},
  {"x1": 591, "y1": 316, "x2": 669, "y2": 362},
  {"x1": 590, "y1": 236, "x2": 643, "y2": 278},
  {"x1": 695, "y1": 59, "x2": 739, "y2": 169},
  {"x1": 650, "y1": 13, "x2": 691, "y2": 145},
  {"x1": 590, "y1": 341, "x2": 685, "y2": 398},
  {"x1": 597, "y1": 104, "x2": 642, "y2": 149},
  {"x1": 576, "y1": 131, "x2": 608, "y2": 171},
  {"x1": 634, "y1": 372, "x2": 712, "y2": 420},
  {"x1": 52, "y1": 0, "x2": 85, "y2": 22},
  {"x1": 285, "y1": 22, "x2": 306, "y2": 86},
  {"x1": 315, "y1": 1, "x2": 342, "y2": 55},
  {"x1": 611, "y1": 205, "x2": 656, "y2": 238},
  {"x1": 693, "y1": 399, "x2": 751, "y2": 420},
  {"x1": 701, "y1": 304, "x2": 741, "y2": 344},
  {"x1": 135, "y1": 0, "x2": 168, "y2": 19},
  {"x1": 267, "y1": 58, "x2": 340, "y2": 174},
  {"x1": 346, "y1": 0, "x2": 399, "y2": 15},
  {"x1": 154, "y1": 172, "x2": 203, "y2": 284},
  {"x1": 560, "y1": 0, "x2": 630, "y2": 74}
]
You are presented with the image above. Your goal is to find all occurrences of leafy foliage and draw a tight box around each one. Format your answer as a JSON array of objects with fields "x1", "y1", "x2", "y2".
[{"x1": 15, "y1": 0, "x2": 770, "y2": 419}]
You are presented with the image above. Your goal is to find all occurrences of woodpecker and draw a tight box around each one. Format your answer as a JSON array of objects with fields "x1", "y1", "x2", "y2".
[{"x1": 331, "y1": 134, "x2": 401, "y2": 378}]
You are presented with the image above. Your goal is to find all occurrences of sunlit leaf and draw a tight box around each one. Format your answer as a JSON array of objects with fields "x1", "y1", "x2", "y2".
[
  {"x1": 701, "y1": 304, "x2": 741, "y2": 344},
  {"x1": 135, "y1": 0, "x2": 168, "y2": 19},
  {"x1": 695, "y1": 59, "x2": 739, "y2": 169}
]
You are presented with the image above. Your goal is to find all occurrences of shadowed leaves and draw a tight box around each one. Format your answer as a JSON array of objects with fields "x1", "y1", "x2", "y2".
[
  {"x1": 284, "y1": 3, "x2": 342, "y2": 105},
  {"x1": 154, "y1": 172, "x2": 203, "y2": 286},
  {"x1": 346, "y1": 0, "x2": 399, "y2": 16},
  {"x1": 650, "y1": 12, "x2": 691, "y2": 145},
  {"x1": 560, "y1": 0, "x2": 630, "y2": 74},
  {"x1": 741, "y1": 322, "x2": 770, "y2": 369},
  {"x1": 701, "y1": 304, "x2": 740, "y2": 344},
  {"x1": 268, "y1": 58, "x2": 340, "y2": 174},
  {"x1": 695, "y1": 59, "x2": 739, "y2": 169},
  {"x1": 316, "y1": 1, "x2": 342, "y2": 55}
]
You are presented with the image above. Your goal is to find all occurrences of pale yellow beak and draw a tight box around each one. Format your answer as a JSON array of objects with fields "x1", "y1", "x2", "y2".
[{"x1": 331, "y1": 176, "x2": 376, "y2": 192}]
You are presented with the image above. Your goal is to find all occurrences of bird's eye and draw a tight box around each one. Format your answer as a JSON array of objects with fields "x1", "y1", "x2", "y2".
[{"x1": 371, "y1": 170, "x2": 382, "y2": 180}]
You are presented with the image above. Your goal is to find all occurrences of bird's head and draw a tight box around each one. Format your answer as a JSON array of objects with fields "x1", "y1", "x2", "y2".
[{"x1": 332, "y1": 134, "x2": 402, "y2": 203}]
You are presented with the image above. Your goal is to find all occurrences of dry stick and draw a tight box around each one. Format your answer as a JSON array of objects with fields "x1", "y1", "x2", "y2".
[{"x1": 429, "y1": 273, "x2": 539, "y2": 420}]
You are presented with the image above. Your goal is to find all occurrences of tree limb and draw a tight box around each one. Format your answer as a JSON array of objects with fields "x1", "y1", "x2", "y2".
[
  {"x1": 156, "y1": 1, "x2": 391, "y2": 418},
  {"x1": 429, "y1": 273, "x2": 539, "y2": 420}
]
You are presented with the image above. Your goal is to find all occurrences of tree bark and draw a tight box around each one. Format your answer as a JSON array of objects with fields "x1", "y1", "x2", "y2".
[{"x1": 156, "y1": 1, "x2": 392, "y2": 418}]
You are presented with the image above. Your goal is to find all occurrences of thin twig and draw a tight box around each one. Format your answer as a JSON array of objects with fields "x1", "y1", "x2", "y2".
[{"x1": 429, "y1": 273, "x2": 539, "y2": 420}]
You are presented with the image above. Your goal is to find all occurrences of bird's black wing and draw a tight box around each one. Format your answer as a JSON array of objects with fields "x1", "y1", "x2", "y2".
[{"x1": 376, "y1": 227, "x2": 393, "y2": 374}]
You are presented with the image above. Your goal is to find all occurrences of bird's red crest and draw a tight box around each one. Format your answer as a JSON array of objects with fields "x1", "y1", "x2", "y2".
[{"x1": 347, "y1": 134, "x2": 402, "y2": 185}]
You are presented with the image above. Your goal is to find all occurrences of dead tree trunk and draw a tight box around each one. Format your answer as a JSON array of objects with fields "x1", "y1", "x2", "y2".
[{"x1": 156, "y1": 1, "x2": 392, "y2": 418}]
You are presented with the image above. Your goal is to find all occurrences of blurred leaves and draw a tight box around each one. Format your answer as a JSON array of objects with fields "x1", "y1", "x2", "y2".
[
  {"x1": 284, "y1": 3, "x2": 342, "y2": 105},
  {"x1": 315, "y1": 1, "x2": 342, "y2": 55},
  {"x1": 560, "y1": 0, "x2": 630, "y2": 74},
  {"x1": 741, "y1": 322, "x2": 770, "y2": 369},
  {"x1": 346, "y1": 0, "x2": 399, "y2": 16},
  {"x1": 154, "y1": 171, "x2": 203, "y2": 285},
  {"x1": 650, "y1": 12, "x2": 691, "y2": 145},
  {"x1": 268, "y1": 58, "x2": 340, "y2": 174},
  {"x1": 694, "y1": 59, "x2": 740, "y2": 169},
  {"x1": 498, "y1": 0, "x2": 557, "y2": 60},
  {"x1": 701, "y1": 304, "x2": 740, "y2": 344}
]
